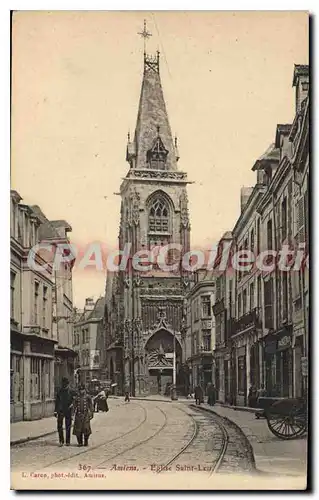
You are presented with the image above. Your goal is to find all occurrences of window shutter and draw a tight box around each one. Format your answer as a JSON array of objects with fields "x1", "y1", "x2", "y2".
[
  {"x1": 296, "y1": 198, "x2": 305, "y2": 244},
  {"x1": 304, "y1": 190, "x2": 309, "y2": 244}
]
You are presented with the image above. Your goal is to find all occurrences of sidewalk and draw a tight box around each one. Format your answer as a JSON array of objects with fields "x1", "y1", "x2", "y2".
[
  {"x1": 201, "y1": 403, "x2": 308, "y2": 477},
  {"x1": 11, "y1": 416, "x2": 58, "y2": 446}
]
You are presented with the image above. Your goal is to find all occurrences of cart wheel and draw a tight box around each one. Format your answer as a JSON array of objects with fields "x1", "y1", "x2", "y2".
[{"x1": 266, "y1": 411, "x2": 307, "y2": 440}]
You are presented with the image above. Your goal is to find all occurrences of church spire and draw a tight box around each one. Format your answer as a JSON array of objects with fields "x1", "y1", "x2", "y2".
[{"x1": 126, "y1": 21, "x2": 177, "y2": 171}]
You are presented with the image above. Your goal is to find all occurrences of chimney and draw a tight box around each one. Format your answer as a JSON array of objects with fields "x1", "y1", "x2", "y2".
[
  {"x1": 84, "y1": 297, "x2": 95, "y2": 312},
  {"x1": 240, "y1": 187, "x2": 254, "y2": 212},
  {"x1": 293, "y1": 65, "x2": 309, "y2": 113}
]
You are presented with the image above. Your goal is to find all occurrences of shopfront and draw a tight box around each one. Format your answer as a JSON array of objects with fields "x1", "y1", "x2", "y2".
[
  {"x1": 249, "y1": 342, "x2": 260, "y2": 389},
  {"x1": 264, "y1": 328, "x2": 293, "y2": 398},
  {"x1": 236, "y1": 346, "x2": 247, "y2": 406}
]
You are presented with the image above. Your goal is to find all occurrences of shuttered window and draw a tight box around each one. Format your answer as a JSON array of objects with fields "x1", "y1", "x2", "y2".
[
  {"x1": 304, "y1": 189, "x2": 309, "y2": 245},
  {"x1": 256, "y1": 218, "x2": 261, "y2": 254},
  {"x1": 296, "y1": 198, "x2": 305, "y2": 244},
  {"x1": 282, "y1": 272, "x2": 288, "y2": 321},
  {"x1": 267, "y1": 219, "x2": 273, "y2": 250},
  {"x1": 250, "y1": 282, "x2": 255, "y2": 311},
  {"x1": 264, "y1": 279, "x2": 274, "y2": 329},
  {"x1": 238, "y1": 293, "x2": 242, "y2": 318},
  {"x1": 243, "y1": 289, "x2": 247, "y2": 314},
  {"x1": 281, "y1": 197, "x2": 287, "y2": 241}
]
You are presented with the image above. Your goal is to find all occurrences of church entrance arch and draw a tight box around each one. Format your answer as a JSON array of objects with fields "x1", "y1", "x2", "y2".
[{"x1": 144, "y1": 328, "x2": 182, "y2": 395}]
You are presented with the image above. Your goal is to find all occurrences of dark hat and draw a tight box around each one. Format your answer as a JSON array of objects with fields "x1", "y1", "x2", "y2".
[{"x1": 62, "y1": 377, "x2": 69, "y2": 386}]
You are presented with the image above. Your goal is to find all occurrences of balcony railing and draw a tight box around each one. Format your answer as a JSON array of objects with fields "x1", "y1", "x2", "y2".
[
  {"x1": 233, "y1": 308, "x2": 261, "y2": 335},
  {"x1": 23, "y1": 325, "x2": 41, "y2": 335}
]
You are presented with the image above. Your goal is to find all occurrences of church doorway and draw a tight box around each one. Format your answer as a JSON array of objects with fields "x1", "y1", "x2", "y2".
[{"x1": 145, "y1": 328, "x2": 182, "y2": 395}]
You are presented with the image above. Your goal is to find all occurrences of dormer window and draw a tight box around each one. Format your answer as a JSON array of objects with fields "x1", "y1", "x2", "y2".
[
  {"x1": 263, "y1": 165, "x2": 272, "y2": 186},
  {"x1": 146, "y1": 136, "x2": 168, "y2": 170},
  {"x1": 301, "y1": 81, "x2": 309, "y2": 92}
]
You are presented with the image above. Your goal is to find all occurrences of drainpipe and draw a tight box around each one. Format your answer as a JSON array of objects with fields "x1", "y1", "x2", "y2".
[
  {"x1": 271, "y1": 192, "x2": 282, "y2": 396},
  {"x1": 271, "y1": 193, "x2": 279, "y2": 333},
  {"x1": 293, "y1": 171, "x2": 308, "y2": 396}
]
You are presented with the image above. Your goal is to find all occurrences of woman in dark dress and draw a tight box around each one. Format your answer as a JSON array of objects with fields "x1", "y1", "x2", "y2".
[
  {"x1": 94, "y1": 388, "x2": 109, "y2": 412},
  {"x1": 194, "y1": 385, "x2": 204, "y2": 405},
  {"x1": 72, "y1": 384, "x2": 94, "y2": 446}
]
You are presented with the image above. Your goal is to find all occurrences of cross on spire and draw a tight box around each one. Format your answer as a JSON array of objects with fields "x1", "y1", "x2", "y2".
[{"x1": 138, "y1": 19, "x2": 152, "y2": 54}]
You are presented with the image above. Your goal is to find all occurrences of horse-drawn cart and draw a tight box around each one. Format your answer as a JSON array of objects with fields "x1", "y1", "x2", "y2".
[{"x1": 261, "y1": 397, "x2": 308, "y2": 440}]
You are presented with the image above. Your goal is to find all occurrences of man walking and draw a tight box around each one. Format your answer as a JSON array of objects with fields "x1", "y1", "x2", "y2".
[
  {"x1": 54, "y1": 377, "x2": 74, "y2": 447},
  {"x1": 72, "y1": 384, "x2": 94, "y2": 447},
  {"x1": 194, "y1": 384, "x2": 203, "y2": 405},
  {"x1": 124, "y1": 385, "x2": 130, "y2": 403}
]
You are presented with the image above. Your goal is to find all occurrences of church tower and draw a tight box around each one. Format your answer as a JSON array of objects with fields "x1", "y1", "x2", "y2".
[{"x1": 107, "y1": 24, "x2": 191, "y2": 396}]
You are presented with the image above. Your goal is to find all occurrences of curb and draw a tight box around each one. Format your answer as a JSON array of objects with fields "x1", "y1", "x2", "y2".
[
  {"x1": 130, "y1": 397, "x2": 173, "y2": 403},
  {"x1": 11, "y1": 429, "x2": 58, "y2": 447},
  {"x1": 11, "y1": 423, "x2": 76, "y2": 447},
  {"x1": 191, "y1": 404, "x2": 257, "y2": 472},
  {"x1": 217, "y1": 403, "x2": 261, "y2": 414}
]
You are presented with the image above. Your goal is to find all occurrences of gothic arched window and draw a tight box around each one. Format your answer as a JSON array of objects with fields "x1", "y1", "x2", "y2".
[{"x1": 149, "y1": 197, "x2": 169, "y2": 233}]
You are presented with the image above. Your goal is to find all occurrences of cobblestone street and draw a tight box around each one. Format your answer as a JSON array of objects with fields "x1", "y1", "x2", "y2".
[
  {"x1": 11, "y1": 399, "x2": 307, "y2": 489},
  {"x1": 11, "y1": 400, "x2": 256, "y2": 475}
]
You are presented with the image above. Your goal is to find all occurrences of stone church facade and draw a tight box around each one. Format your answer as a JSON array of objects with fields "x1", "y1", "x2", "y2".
[{"x1": 105, "y1": 51, "x2": 191, "y2": 396}]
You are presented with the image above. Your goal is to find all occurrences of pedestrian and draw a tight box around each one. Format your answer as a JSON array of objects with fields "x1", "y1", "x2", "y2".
[
  {"x1": 194, "y1": 384, "x2": 204, "y2": 405},
  {"x1": 257, "y1": 384, "x2": 267, "y2": 401},
  {"x1": 248, "y1": 385, "x2": 258, "y2": 408},
  {"x1": 94, "y1": 387, "x2": 109, "y2": 412},
  {"x1": 72, "y1": 384, "x2": 94, "y2": 447},
  {"x1": 124, "y1": 388, "x2": 130, "y2": 403},
  {"x1": 206, "y1": 382, "x2": 212, "y2": 405},
  {"x1": 54, "y1": 377, "x2": 74, "y2": 447},
  {"x1": 212, "y1": 384, "x2": 217, "y2": 405},
  {"x1": 207, "y1": 383, "x2": 217, "y2": 406}
]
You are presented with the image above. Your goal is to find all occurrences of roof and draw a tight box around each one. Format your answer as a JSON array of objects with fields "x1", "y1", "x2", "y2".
[
  {"x1": 10, "y1": 190, "x2": 22, "y2": 203},
  {"x1": 221, "y1": 231, "x2": 233, "y2": 240},
  {"x1": 87, "y1": 296, "x2": 106, "y2": 320},
  {"x1": 293, "y1": 64, "x2": 309, "y2": 86},
  {"x1": 50, "y1": 220, "x2": 72, "y2": 230},
  {"x1": 252, "y1": 143, "x2": 280, "y2": 171},
  {"x1": 75, "y1": 297, "x2": 106, "y2": 324},
  {"x1": 31, "y1": 205, "x2": 59, "y2": 239},
  {"x1": 31, "y1": 206, "x2": 72, "y2": 240},
  {"x1": 133, "y1": 53, "x2": 177, "y2": 171}
]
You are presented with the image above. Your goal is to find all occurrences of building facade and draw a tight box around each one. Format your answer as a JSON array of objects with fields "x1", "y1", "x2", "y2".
[
  {"x1": 255, "y1": 64, "x2": 309, "y2": 400},
  {"x1": 31, "y1": 206, "x2": 78, "y2": 392},
  {"x1": 212, "y1": 232, "x2": 236, "y2": 404},
  {"x1": 10, "y1": 191, "x2": 56, "y2": 422},
  {"x1": 105, "y1": 50, "x2": 191, "y2": 395},
  {"x1": 212, "y1": 63, "x2": 309, "y2": 405},
  {"x1": 184, "y1": 269, "x2": 216, "y2": 395},
  {"x1": 73, "y1": 297, "x2": 107, "y2": 385},
  {"x1": 290, "y1": 66, "x2": 309, "y2": 398}
]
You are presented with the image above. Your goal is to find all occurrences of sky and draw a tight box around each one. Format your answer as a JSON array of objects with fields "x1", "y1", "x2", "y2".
[{"x1": 11, "y1": 11, "x2": 309, "y2": 307}]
